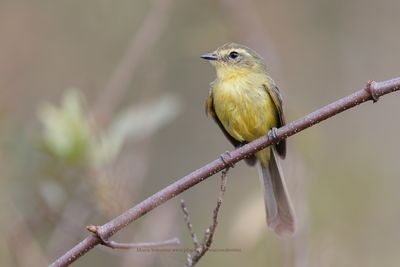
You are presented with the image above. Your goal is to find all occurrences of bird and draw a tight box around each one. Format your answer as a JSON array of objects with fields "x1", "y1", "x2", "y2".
[{"x1": 201, "y1": 43, "x2": 295, "y2": 235}]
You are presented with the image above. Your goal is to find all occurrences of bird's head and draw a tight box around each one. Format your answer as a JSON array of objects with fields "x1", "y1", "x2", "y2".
[{"x1": 201, "y1": 43, "x2": 266, "y2": 79}]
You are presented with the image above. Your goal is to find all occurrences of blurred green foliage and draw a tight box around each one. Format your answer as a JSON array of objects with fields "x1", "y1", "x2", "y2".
[
  {"x1": 38, "y1": 89, "x2": 180, "y2": 168},
  {"x1": 38, "y1": 90, "x2": 93, "y2": 164}
]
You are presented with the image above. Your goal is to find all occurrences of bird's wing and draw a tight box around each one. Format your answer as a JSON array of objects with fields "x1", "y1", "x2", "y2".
[
  {"x1": 263, "y1": 84, "x2": 286, "y2": 159},
  {"x1": 205, "y1": 88, "x2": 214, "y2": 117},
  {"x1": 205, "y1": 88, "x2": 242, "y2": 147},
  {"x1": 206, "y1": 89, "x2": 257, "y2": 166}
]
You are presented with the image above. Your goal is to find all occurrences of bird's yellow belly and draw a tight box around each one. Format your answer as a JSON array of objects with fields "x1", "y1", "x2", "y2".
[{"x1": 213, "y1": 83, "x2": 277, "y2": 143}]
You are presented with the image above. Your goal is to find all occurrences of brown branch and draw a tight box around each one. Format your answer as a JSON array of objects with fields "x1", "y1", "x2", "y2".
[
  {"x1": 49, "y1": 77, "x2": 400, "y2": 267},
  {"x1": 102, "y1": 238, "x2": 180, "y2": 250},
  {"x1": 183, "y1": 168, "x2": 229, "y2": 267},
  {"x1": 86, "y1": 224, "x2": 179, "y2": 250},
  {"x1": 180, "y1": 200, "x2": 200, "y2": 250}
]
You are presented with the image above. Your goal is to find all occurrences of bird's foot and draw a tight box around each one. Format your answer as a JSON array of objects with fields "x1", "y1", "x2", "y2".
[
  {"x1": 220, "y1": 151, "x2": 235, "y2": 168},
  {"x1": 267, "y1": 127, "x2": 279, "y2": 143}
]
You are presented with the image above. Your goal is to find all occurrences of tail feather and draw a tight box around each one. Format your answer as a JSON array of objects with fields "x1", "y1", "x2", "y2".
[{"x1": 259, "y1": 148, "x2": 295, "y2": 236}]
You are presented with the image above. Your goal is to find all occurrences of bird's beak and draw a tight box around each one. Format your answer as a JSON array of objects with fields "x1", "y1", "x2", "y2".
[{"x1": 201, "y1": 52, "x2": 218, "y2": 61}]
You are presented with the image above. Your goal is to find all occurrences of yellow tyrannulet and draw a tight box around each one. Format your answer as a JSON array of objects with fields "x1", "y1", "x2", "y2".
[{"x1": 202, "y1": 43, "x2": 295, "y2": 235}]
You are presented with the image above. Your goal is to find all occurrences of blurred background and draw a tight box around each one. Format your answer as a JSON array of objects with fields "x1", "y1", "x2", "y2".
[{"x1": 0, "y1": 0, "x2": 399, "y2": 266}]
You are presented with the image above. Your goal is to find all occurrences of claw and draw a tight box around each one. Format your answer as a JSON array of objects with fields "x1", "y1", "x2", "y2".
[
  {"x1": 220, "y1": 151, "x2": 235, "y2": 168},
  {"x1": 268, "y1": 127, "x2": 279, "y2": 142}
]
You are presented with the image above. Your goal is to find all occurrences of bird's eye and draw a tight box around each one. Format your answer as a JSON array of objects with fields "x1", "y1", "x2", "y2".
[{"x1": 229, "y1": 51, "x2": 239, "y2": 59}]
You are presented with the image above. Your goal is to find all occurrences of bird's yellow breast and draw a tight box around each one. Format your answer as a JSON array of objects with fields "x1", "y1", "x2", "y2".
[{"x1": 212, "y1": 71, "x2": 278, "y2": 143}]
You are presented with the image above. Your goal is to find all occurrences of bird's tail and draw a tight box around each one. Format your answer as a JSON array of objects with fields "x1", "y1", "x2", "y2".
[{"x1": 258, "y1": 148, "x2": 295, "y2": 236}]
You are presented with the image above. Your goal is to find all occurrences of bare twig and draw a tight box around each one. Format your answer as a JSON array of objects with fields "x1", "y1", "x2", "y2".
[
  {"x1": 49, "y1": 77, "x2": 400, "y2": 267},
  {"x1": 103, "y1": 238, "x2": 180, "y2": 250},
  {"x1": 184, "y1": 168, "x2": 229, "y2": 267},
  {"x1": 86, "y1": 225, "x2": 179, "y2": 250},
  {"x1": 180, "y1": 200, "x2": 200, "y2": 250}
]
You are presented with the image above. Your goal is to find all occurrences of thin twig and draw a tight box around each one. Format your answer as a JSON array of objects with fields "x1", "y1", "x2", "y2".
[
  {"x1": 185, "y1": 168, "x2": 229, "y2": 267},
  {"x1": 180, "y1": 200, "x2": 200, "y2": 250},
  {"x1": 86, "y1": 225, "x2": 179, "y2": 250},
  {"x1": 104, "y1": 238, "x2": 180, "y2": 250},
  {"x1": 49, "y1": 78, "x2": 400, "y2": 267}
]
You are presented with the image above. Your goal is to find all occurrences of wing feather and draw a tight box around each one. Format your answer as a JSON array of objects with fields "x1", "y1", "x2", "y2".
[{"x1": 263, "y1": 84, "x2": 286, "y2": 159}]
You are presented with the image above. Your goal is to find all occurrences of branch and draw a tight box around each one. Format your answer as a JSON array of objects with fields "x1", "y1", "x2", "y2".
[
  {"x1": 180, "y1": 200, "x2": 200, "y2": 250},
  {"x1": 182, "y1": 168, "x2": 229, "y2": 267},
  {"x1": 87, "y1": 224, "x2": 179, "y2": 250},
  {"x1": 49, "y1": 78, "x2": 400, "y2": 266}
]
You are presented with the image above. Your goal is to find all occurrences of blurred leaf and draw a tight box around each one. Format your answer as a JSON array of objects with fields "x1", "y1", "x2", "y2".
[
  {"x1": 38, "y1": 89, "x2": 93, "y2": 164},
  {"x1": 38, "y1": 89, "x2": 181, "y2": 168},
  {"x1": 92, "y1": 94, "x2": 181, "y2": 166}
]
